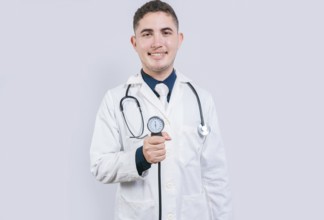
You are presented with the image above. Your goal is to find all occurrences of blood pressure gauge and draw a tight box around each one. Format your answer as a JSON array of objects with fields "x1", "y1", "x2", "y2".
[{"x1": 147, "y1": 116, "x2": 164, "y2": 136}]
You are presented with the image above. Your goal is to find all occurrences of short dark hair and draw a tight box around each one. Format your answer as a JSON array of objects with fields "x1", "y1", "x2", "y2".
[{"x1": 133, "y1": 0, "x2": 179, "y2": 31}]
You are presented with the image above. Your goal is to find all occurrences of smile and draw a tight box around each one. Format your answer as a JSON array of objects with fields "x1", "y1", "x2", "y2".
[{"x1": 148, "y1": 52, "x2": 168, "y2": 56}]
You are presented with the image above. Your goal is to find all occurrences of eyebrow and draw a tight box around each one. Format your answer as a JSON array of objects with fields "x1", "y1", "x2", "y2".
[
  {"x1": 140, "y1": 27, "x2": 175, "y2": 34},
  {"x1": 161, "y1": 27, "x2": 174, "y2": 32},
  {"x1": 140, "y1": 28, "x2": 153, "y2": 34}
]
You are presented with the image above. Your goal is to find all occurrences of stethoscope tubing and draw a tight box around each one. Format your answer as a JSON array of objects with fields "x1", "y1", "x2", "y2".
[
  {"x1": 119, "y1": 84, "x2": 146, "y2": 139},
  {"x1": 186, "y1": 82, "x2": 205, "y2": 126},
  {"x1": 119, "y1": 82, "x2": 208, "y2": 138},
  {"x1": 120, "y1": 82, "x2": 209, "y2": 220}
]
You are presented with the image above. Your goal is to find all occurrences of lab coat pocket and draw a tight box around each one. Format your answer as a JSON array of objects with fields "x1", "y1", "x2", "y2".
[
  {"x1": 181, "y1": 125, "x2": 204, "y2": 150},
  {"x1": 178, "y1": 126, "x2": 204, "y2": 166},
  {"x1": 118, "y1": 195, "x2": 155, "y2": 220},
  {"x1": 180, "y1": 193, "x2": 209, "y2": 220},
  {"x1": 124, "y1": 136, "x2": 143, "y2": 151}
]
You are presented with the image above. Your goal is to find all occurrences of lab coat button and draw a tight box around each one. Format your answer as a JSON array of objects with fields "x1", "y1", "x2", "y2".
[
  {"x1": 167, "y1": 213, "x2": 174, "y2": 220},
  {"x1": 166, "y1": 182, "x2": 173, "y2": 189}
]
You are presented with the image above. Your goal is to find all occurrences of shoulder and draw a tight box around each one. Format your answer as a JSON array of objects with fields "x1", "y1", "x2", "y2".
[
  {"x1": 99, "y1": 79, "x2": 131, "y2": 111},
  {"x1": 177, "y1": 71, "x2": 213, "y2": 100},
  {"x1": 102, "y1": 73, "x2": 140, "y2": 101},
  {"x1": 176, "y1": 71, "x2": 216, "y2": 115},
  {"x1": 101, "y1": 84, "x2": 125, "y2": 104}
]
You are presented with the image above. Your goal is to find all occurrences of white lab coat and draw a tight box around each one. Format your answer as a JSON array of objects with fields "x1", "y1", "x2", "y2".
[{"x1": 90, "y1": 71, "x2": 232, "y2": 220}]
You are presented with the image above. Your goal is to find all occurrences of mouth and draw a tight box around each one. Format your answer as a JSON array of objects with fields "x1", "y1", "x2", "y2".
[{"x1": 148, "y1": 51, "x2": 168, "y2": 57}]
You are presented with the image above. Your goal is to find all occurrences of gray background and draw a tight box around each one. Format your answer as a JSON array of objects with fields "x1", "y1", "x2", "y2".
[{"x1": 0, "y1": 0, "x2": 323, "y2": 219}]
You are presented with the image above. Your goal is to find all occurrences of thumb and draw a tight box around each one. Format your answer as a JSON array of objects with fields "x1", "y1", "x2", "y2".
[{"x1": 162, "y1": 132, "x2": 172, "y2": 141}]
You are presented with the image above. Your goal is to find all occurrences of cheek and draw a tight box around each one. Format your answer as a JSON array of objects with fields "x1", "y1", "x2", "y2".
[
  {"x1": 167, "y1": 39, "x2": 179, "y2": 50},
  {"x1": 168, "y1": 43, "x2": 179, "y2": 52},
  {"x1": 135, "y1": 46, "x2": 146, "y2": 56},
  {"x1": 137, "y1": 40, "x2": 151, "y2": 51}
]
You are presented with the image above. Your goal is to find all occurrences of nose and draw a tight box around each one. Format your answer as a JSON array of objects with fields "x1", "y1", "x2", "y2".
[{"x1": 151, "y1": 33, "x2": 163, "y2": 48}]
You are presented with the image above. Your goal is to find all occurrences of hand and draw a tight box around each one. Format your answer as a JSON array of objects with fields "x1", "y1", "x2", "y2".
[{"x1": 143, "y1": 132, "x2": 171, "y2": 164}]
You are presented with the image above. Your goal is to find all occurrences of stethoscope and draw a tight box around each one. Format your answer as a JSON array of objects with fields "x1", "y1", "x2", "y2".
[
  {"x1": 120, "y1": 82, "x2": 210, "y2": 220},
  {"x1": 119, "y1": 82, "x2": 210, "y2": 138}
]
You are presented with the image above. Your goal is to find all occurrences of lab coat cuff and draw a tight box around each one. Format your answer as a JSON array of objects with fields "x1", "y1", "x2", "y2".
[{"x1": 135, "y1": 146, "x2": 152, "y2": 176}]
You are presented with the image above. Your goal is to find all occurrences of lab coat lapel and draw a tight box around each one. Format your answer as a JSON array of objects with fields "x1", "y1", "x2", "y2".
[
  {"x1": 130, "y1": 74, "x2": 167, "y2": 115},
  {"x1": 167, "y1": 72, "x2": 191, "y2": 114},
  {"x1": 139, "y1": 82, "x2": 166, "y2": 114},
  {"x1": 166, "y1": 78, "x2": 182, "y2": 114}
]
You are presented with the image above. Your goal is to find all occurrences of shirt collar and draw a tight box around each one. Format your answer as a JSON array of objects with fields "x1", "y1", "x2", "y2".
[{"x1": 141, "y1": 69, "x2": 177, "y2": 100}]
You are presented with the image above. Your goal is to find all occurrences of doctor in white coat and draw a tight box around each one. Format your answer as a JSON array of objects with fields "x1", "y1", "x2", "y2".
[{"x1": 90, "y1": 1, "x2": 232, "y2": 220}]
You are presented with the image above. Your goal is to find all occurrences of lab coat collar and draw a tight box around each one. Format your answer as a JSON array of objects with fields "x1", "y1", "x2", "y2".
[
  {"x1": 125, "y1": 69, "x2": 192, "y2": 117},
  {"x1": 176, "y1": 71, "x2": 192, "y2": 83},
  {"x1": 125, "y1": 69, "x2": 192, "y2": 85}
]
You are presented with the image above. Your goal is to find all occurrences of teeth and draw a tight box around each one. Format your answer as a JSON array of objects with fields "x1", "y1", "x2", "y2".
[{"x1": 149, "y1": 52, "x2": 165, "y2": 56}]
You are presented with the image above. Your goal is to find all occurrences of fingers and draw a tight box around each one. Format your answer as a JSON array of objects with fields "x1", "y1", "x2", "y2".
[
  {"x1": 143, "y1": 133, "x2": 171, "y2": 164},
  {"x1": 162, "y1": 132, "x2": 172, "y2": 141},
  {"x1": 147, "y1": 136, "x2": 165, "y2": 145},
  {"x1": 144, "y1": 148, "x2": 166, "y2": 164},
  {"x1": 143, "y1": 137, "x2": 166, "y2": 163},
  {"x1": 146, "y1": 132, "x2": 171, "y2": 145}
]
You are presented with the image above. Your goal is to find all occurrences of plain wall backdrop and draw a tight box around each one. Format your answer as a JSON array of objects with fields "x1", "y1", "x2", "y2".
[{"x1": 0, "y1": 0, "x2": 323, "y2": 219}]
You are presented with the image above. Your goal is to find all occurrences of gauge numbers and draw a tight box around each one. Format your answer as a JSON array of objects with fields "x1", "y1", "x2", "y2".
[{"x1": 147, "y1": 116, "x2": 164, "y2": 134}]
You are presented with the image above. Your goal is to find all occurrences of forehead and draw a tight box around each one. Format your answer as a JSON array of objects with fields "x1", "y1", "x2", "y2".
[{"x1": 135, "y1": 11, "x2": 177, "y2": 32}]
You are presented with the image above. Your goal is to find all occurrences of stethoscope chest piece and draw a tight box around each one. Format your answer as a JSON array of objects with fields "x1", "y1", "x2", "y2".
[
  {"x1": 198, "y1": 124, "x2": 210, "y2": 137},
  {"x1": 147, "y1": 116, "x2": 164, "y2": 136}
]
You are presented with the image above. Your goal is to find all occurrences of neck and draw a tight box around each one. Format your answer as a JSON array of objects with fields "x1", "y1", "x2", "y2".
[{"x1": 142, "y1": 67, "x2": 174, "y2": 81}]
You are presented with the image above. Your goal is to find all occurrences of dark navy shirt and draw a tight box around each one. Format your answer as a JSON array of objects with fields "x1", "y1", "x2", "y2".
[
  {"x1": 141, "y1": 69, "x2": 177, "y2": 102},
  {"x1": 135, "y1": 69, "x2": 177, "y2": 175}
]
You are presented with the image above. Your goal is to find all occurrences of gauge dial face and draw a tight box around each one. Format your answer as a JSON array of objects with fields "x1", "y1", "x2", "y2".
[{"x1": 147, "y1": 116, "x2": 164, "y2": 134}]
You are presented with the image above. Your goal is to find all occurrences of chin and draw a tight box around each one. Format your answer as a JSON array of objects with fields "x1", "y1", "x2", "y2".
[{"x1": 151, "y1": 66, "x2": 170, "y2": 73}]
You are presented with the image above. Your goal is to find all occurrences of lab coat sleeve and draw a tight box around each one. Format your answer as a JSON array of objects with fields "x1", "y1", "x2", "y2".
[
  {"x1": 201, "y1": 95, "x2": 232, "y2": 220},
  {"x1": 90, "y1": 90, "x2": 142, "y2": 183}
]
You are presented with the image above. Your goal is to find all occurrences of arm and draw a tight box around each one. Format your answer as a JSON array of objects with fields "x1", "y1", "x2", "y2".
[
  {"x1": 201, "y1": 96, "x2": 232, "y2": 220},
  {"x1": 90, "y1": 91, "x2": 141, "y2": 183}
]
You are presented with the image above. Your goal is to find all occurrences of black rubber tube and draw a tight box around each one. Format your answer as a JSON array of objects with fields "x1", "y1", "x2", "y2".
[
  {"x1": 152, "y1": 132, "x2": 162, "y2": 220},
  {"x1": 158, "y1": 162, "x2": 162, "y2": 220}
]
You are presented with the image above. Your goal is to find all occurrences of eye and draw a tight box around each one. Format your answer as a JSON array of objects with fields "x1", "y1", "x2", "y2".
[
  {"x1": 142, "y1": 32, "x2": 152, "y2": 37},
  {"x1": 163, "y1": 31, "x2": 172, "y2": 36}
]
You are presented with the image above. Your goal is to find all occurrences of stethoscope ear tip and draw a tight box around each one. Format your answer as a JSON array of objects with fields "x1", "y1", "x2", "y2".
[{"x1": 198, "y1": 124, "x2": 210, "y2": 137}]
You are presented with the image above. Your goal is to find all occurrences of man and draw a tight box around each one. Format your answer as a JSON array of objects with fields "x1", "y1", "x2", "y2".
[{"x1": 90, "y1": 1, "x2": 232, "y2": 219}]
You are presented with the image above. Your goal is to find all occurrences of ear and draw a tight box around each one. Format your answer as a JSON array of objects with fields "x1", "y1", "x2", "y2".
[
  {"x1": 177, "y1": 32, "x2": 184, "y2": 48},
  {"x1": 130, "y1": 35, "x2": 136, "y2": 48}
]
